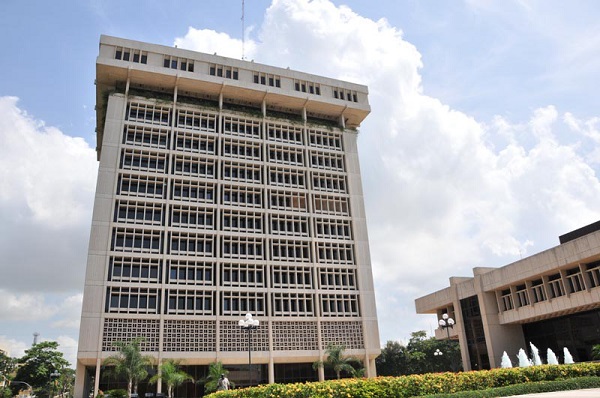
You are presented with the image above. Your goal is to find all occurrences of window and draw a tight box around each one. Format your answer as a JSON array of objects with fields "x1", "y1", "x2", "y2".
[
  {"x1": 163, "y1": 56, "x2": 194, "y2": 72},
  {"x1": 314, "y1": 218, "x2": 352, "y2": 239},
  {"x1": 268, "y1": 144, "x2": 305, "y2": 166},
  {"x1": 127, "y1": 101, "x2": 171, "y2": 126},
  {"x1": 120, "y1": 148, "x2": 167, "y2": 173},
  {"x1": 167, "y1": 260, "x2": 214, "y2": 285},
  {"x1": 106, "y1": 287, "x2": 159, "y2": 314},
  {"x1": 531, "y1": 279, "x2": 547, "y2": 303},
  {"x1": 308, "y1": 129, "x2": 343, "y2": 151},
  {"x1": 210, "y1": 63, "x2": 239, "y2": 80},
  {"x1": 271, "y1": 239, "x2": 311, "y2": 262},
  {"x1": 221, "y1": 291, "x2": 265, "y2": 316},
  {"x1": 222, "y1": 185, "x2": 262, "y2": 208},
  {"x1": 294, "y1": 79, "x2": 320, "y2": 95},
  {"x1": 176, "y1": 109, "x2": 217, "y2": 132},
  {"x1": 115, "y1": 47, "x2": 147, "y2": 64},
  {"x1": 117, "y1": 174, "x2": 166, "y2": 199},
  {"x1": 270, "y1": 214, "x2": 309, "y2": 236},
  {"x1": 272, "y1": 266, "x2": 312, "y2": 289},
  {"x1": 269, "y1": 190, "x2": 307, "y2": 212},
  {"x1": 319, "y1": 268, "x2": 357, "y2": 290},
  {"x1": 222, "y1": 161, "x2": 262, "y2": 183},
  {"x1": 173, "y1": 131, "x2": 216, "y2": 154},
  {"x1": 109, "y1": 257, "x2": 161, "y2": 283},
  {"x1": 515, "y1": 284, "x2": 529, "y2": 307},
  {"x1": 313, "y1": 194, "x2": 349, "y2": 215},
  {"x1": 222, "y1": 116, "x2": 261, "y2": 138},
  {"x1": 272, "y1": 293, "x2": 314, "y2": 316},
  {"x1": 312, "y1": 172, "x2": 347, "y2": 193},
  {"x1": 586, "y1": 261, "x2": 600, "y2": 288},
  {"x1": 320, "y1": 294, "x2": 360, "y2": 317},
  {"x1": 268, "y1": 166, "x2": 305, "y2": 189},
  {"x1": 310, "y1": 150, "x2": 345, "y2": 171},
  {"x1": 114, "y1": 200, "x2": 164, "y2": 226},
  {"x1": 111, "y1": 227, "x2": 162, "y2": 254},
  {"x1": 266, "y1": 122, "x2": 303, "y2": 144},
  {"x1": 222, "y1": 236, "x2": 264, "y2": 259},
  {"x1": 171, "y1": 179, "x2": 215, "y2": 203},
  {"x1": 222, "y1": 138, "x2": 262, "y2": 161},
  {"x1": 333, "y1": 87, "x2": 358, "y2": 102},
  {"x1": 500, "y1": 289, "x2": 513, "y2": 311},
  {"x1": 566, "y1": 267, "x2": 585, "y2": 293},
  {"x1": 172, "y1": 155, "x2": 215, "y2": 178},
  {"x1": 222, "y1": 210, "x2": 263, "y2": 233},
  {"x1": 316, "y1": 242, "x2": 354, "y2": 264},
  {"x1": 123, "y1": 125, "x2": 169, "y2": 149},
  {"x1": 547, "y1": 273, "x2": 565, "y2": 298},
  {"x1": 254, "y1": 72, "x2": 281, "y2": 87},
  {"x1": 166, "y1": 289, "x2": 213, "y2": 315},
  {"x1": 169, "y1": 231, "x2": 214, "y2": 256},
  {"x1": 170, "y1": 205, "x2": 215, "y2": 229},
  {"x1": 221, "y1": 263, "x2": 265, "y2": 287}
]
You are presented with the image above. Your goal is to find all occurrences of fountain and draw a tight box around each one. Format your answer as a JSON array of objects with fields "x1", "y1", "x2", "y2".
[
  {"x1": 530, "y1": 343, "x2": 543, "y2": 365},
  {"x1": 547, "y1": 348, "x2": 559, "y2": 365},
  {"x1": 501, "y1": 351, "x2": 512, "y2": 368},
  {"x1": 517, "y1": 348, "x2": 532, "y2": 367},
  {"x1": 564, "y1": 347, "x2": 574, "y2": 364}
]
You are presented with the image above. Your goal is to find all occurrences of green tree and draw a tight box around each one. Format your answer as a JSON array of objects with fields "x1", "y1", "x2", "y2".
[
  {"x1": 200, "y1": 361, "x2": 231, "y2": 394},
  {"x1": 406, "y1": 331, "x2": 461, "y2": 374},
  {"x1": 149, "y1": 360, "x2": 193, "y2": 398},
  {"x1": 103, "y1": 338, "x2": 154, "y2": 396},
  {"x1": 376, "y1": 340, "x2": 410, "y2": 376},
  {"x1": 312, "y1": 344, "x2": 358, "y2": 379},
  {"x1": 14, "y1": 341, "x2": 70, "y2": 398},
  {"x1": 592, "y1": 344, "x2": 600, "y2": 360}
]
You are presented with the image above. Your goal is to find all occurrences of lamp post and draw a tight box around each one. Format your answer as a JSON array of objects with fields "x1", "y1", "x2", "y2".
[
  {"x1": 438, "y1": 313, "x2": 455, "y2": 371},
  {"x1": 434, "y1": 348, "x2": 443, "y2": 357},
  {"x1": 238, "y1": 313, "x2": 259, "y2": 386},
  {"x1": 11, "y1": 381, "x2": 34, "y2": 398},
  {"x1": 49, "y1": 371, "x2": 60, "y2": 398}
]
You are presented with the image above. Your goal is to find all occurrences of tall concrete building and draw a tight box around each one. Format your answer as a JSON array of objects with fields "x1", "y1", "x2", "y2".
[
  {"x1": 416, "y1": 220, "x2": 600, "y2": 371},
  {"x1": 75, "y1": 35, "x2": 380, "y2": 397}
]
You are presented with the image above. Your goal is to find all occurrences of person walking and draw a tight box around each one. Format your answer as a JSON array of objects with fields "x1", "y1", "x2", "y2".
[{"x1": 217, "y1": 374, "x2": 230, "y2": 391}]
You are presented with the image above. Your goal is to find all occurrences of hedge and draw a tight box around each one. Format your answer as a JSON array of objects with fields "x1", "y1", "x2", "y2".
[{"x1": 205, "y1": 363, "x2": 600, "y2": 398}]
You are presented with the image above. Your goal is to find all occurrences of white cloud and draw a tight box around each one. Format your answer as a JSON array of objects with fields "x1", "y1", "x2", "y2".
[
  {"x1": 0, "y1": 336, "x2": 28, "y2": 359},
  {"x1": 0, "y1": 290, "x2": 59, "y2": 321},
  {"x1": 0, "y1": 97, "x2": 97, "y2": 293},
  {"x1": 174, "y1": 27, "x2": 257, "y2": 60},
  {"x1": 173, "y1": 0, "x2": 600, "y2": 344}
]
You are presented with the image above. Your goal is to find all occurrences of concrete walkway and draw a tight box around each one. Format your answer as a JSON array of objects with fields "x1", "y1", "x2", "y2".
[{"x1": 506, "y1": 388, "x2": 600, "y2": 397}]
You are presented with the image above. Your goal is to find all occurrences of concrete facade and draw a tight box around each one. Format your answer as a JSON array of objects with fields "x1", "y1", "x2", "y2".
[
  {"x1": 75, "y1": 35, "x2": 380, "y2": 397},
  {"x1": 416, "y1": 221, "x2": 600, "y2": 371}
]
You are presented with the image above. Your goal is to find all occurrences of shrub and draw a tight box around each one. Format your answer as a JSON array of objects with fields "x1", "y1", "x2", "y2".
[
  {"x1": 105, "y1": 389, "x2": 127, "y2": 398},
  {"x1": 204, "y1": 363, "x2": 600, "y2": 398}
]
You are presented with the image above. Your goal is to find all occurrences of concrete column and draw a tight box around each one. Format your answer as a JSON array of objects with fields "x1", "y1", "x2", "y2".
[{"x1": 268, "y1": 359, "x2": 274, "y2": 384}]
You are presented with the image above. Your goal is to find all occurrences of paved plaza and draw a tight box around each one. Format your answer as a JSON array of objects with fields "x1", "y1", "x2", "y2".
[{"x1": 507, "y1": 388, "x2": 600, "y2": 397}]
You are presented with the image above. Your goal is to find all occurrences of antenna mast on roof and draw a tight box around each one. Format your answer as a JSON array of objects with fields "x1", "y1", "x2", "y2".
[{"x1": 241, "y1": 0, "x2": 245, "y2": 60}]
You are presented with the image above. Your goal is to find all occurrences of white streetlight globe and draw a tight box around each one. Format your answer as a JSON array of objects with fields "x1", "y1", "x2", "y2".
[
  {"x1": 442, "y1": 313, "x2": 449, "y2": 320},
  {"x1": 438, "y1": 319, "x2": 445, "y2": 327}
]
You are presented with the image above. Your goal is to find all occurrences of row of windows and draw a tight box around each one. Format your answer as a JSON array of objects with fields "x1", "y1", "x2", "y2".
[
  {"x1": 107, "y1": 257, "x2": 358, "y2": 290},
  {"x1": 163, "y1": 56, "x2": 195, "y2": 72},
  {"x1": 116, "y1": 173, "x2": 350, "y2": 215},
  {"x1": 114, "y1": 201, "x2": 352, "y2": 239},
  {"x1": 110, "y1": 227, "x2": 355, "y2": 263},
  {"x1": 210, "y1": 64, "x2": 239, "y2": 80},
  {"x1": 498, "y1": 262, "x2": 600, "y2": 312},
  {"x1": 115, "y1": 47, "x2": 148, "y2": 64},
  {"x1": 126, "y1": 102, "x2": 344, "y2": 150},
  {"x1": 115, "y1": 48, "x2": 362, "y2": 101},
  {"x1": 295, "y1": 80, "x2": 321, "y2": 95},
  {"x1": 106, "y1": 287, "x2": 360, "y2": 316},
  {"x1": 254, "y1": 72, "x2": 281, "y2": 87},
  {"x1": 119, "y1": 150, "x2": 347, "y2": 191}
]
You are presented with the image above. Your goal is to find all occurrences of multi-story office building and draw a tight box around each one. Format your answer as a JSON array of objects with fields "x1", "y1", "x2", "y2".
[
  {"x1": 75, "y1": 35, "x2": 380, "y2": 397},
  {"x1": 416, "y1": 220, "x2": 600, "y2": 371}
]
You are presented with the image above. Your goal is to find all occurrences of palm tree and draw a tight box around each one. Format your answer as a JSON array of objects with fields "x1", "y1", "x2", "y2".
[
  {"x1": 149, "y1": 360, "x2": 193, "y2": 398},
  {"x1": 103, "y1": 338, "x2": 154, "y2": 396},
  {"x1": 312, "y1": 344, "x2": 358, "y2": 379},
  {"x1": 200, "y1": 361, "x2": 231, "y2": 394}
]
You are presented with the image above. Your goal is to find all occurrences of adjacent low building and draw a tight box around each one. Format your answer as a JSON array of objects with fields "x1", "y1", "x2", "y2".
[{"x1": 415, "y1": 220, "x2": 600, "y2": 370}]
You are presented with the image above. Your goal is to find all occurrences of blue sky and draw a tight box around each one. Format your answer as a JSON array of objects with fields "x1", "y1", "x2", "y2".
[{"x1": 1, "y1": 0, "x2": 600, "y2": 367}]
